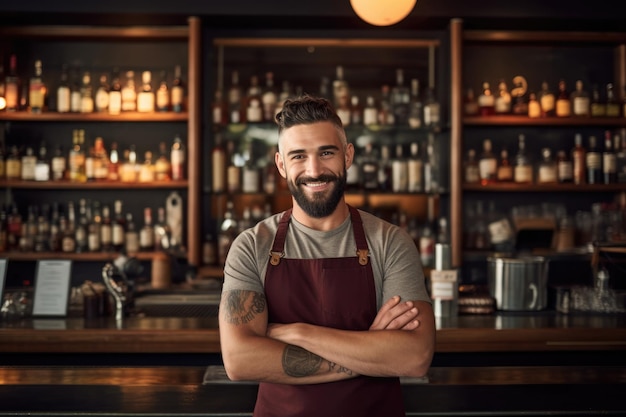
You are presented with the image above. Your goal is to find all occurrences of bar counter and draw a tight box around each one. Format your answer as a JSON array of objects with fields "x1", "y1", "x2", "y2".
[{"x1": 1, "y1": 312, "x2": 625, "y2": 354}]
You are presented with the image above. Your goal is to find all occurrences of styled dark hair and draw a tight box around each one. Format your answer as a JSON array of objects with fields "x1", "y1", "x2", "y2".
[{"x1": 275, "y1": 94, "x2": 344, "y2": 135}]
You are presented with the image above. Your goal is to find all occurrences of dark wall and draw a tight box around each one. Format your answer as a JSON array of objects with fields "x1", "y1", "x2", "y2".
[{"x1": 1, "y1": 0, "x2": 623, "y2": 31}]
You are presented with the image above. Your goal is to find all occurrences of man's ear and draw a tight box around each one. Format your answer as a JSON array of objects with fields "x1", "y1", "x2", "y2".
[
  {"x1": 275, "y1": 151, "x2": 287, "y2": 178},
  {"x1": 345, "y1": 143, "x2": 355, "y2": 169}
]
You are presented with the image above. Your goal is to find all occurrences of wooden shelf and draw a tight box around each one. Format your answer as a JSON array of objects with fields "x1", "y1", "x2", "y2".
[
  {"x1": 0, "y1": 251, "x2": 170, "y2": 262},
  {"x1": 214, "y1": 38, "x2": 440, "y2": 49},
  {"x1": 464, "y1": 30, "x2": 626, "y2": 44},
  {"x1": 463, "y1": 115, "x2": 626, "y2": 127},
  {"x1": 0, "y1": 112, "x2": 188, "y2": 122},
  {"x1": 0, "y1": 179, "x2": 188, "y2": 190},
  {"x1": 0, "y1": 26, "x2": 189, "y2": 40},
  {"x1": 463, "y1": 183, "x2": 626, "y2": 192}
]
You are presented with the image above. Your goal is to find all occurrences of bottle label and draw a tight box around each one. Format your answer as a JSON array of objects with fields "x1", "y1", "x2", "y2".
[
  {"x1": 558, "y1": 161, "x2": 573, "y2": 181},
  {"x1": 496, "y1": 166, "x2": 513, "y2": 182},
  {"x1": 556, "y1": 99, "x2": 571, "y2": 117},
  {"x1": 573, "y1": 97, "x2": 590, "y2": 116},
  {"x1": 57, "y1": 87, "x2": 71, "y2": 113},
  {"x1": 430, "y1": 270, "x2": 458, "y2": 300},
  {"x1": 137, "y1": 92, "x2": 155, "y2": 112},
  {"x1": 538, "y1": 166, "x2": 557, "y2": 183},
  {"x1": 540, "y1": 94, "x2": 555, "y2": 112},
  {"x1": 109, "y1": 91, "x2": 122, "y2": 114},
  {"x1": 113, "y1": 225, "x2": 124, "y2": 245},
  {"x1": 586, "y1": 152, "x2": 601, "y2": 170},
  {"x1": 479, "y1": 159, "x2": 497, "y2": 180},
  {"x1": 95, "y1": 90, "x2": 109, "y2": 111},
  {"x1": 603, "y1": 154, "x2": 617, "y2": 173},
  {"x1": 465, "y1": 166, "x2": 480, "y2": 183},
  {"x1": 514, "y1": 165, "x2": 533, "y2": 183},
  {"x1": 407, "y1": 160, "x2": 423, "y2": 192},
  {"x1": 126, "y1": 232, "x2": 140, "y2": 253},
  {"x1": 101, "y1": 225, "x2": 112, "y2": 245}
]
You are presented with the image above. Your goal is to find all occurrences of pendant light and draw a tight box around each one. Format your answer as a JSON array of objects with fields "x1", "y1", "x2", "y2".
[{"x1": 350, "y1": 0, "x2": 417, "y2": 26}]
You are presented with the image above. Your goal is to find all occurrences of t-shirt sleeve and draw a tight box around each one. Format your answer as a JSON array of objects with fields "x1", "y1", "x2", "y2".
[{"x1": 222, "y1": 229, "x2": 265, "y2": 295}]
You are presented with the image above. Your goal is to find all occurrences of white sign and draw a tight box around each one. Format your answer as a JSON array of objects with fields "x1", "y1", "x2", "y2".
[{"x1": 32, "y1": 260, "x2": 72, "y2": 316}]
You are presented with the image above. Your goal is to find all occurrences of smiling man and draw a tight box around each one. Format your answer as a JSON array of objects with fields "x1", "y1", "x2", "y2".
[{"x1": 218, "y1": 95, "x2": 435, "y2": 417}]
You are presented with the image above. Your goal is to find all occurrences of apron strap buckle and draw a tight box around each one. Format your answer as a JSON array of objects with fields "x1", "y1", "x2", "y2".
[
  {"x1": 356, "y1": 249, "x2": 369, "y2": 265},
  {"x1": 269, "y1": 251, "x2": 284, "y2": 266}
]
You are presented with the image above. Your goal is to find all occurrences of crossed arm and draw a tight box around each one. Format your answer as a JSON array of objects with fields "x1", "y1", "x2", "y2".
[{"x1": 219, "y1": 290, "x2": 435, "y2": 385}]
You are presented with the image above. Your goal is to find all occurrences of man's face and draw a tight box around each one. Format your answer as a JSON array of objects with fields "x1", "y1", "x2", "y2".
[{"x1": 276, "y1": 122, "x2": 353, "y2": 218}]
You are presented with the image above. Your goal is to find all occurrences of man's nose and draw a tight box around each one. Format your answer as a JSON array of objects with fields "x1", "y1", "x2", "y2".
[{"x1": 305, "y1": 156, "x2": 323, "y2": 177}]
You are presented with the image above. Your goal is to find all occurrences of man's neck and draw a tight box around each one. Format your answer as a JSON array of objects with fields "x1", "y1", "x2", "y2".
[{"x1": 291, "y1": 199, "x2": 350, "y2": 231}]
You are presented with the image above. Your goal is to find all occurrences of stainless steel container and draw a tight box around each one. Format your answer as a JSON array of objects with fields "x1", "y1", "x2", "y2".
[{"x1": 487, "y1": 256, "x2": 549, "y2": 311}]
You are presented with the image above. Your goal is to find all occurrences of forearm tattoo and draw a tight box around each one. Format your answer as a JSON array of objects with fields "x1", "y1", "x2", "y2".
[
  {"x1": 222, "y1": 290, "x2": 266, "y2": 325},
  {"x1": 282, "y1": 345, "x2": 354, "y2": 378}
]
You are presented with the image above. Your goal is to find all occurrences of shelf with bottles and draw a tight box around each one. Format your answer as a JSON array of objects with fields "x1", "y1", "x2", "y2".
[
  {"x1": 0, "y1": 17, "x2": 202, "y2": 266},
  {"x1": 463, "y1": 116, "x2": 626, "y2": 127}
]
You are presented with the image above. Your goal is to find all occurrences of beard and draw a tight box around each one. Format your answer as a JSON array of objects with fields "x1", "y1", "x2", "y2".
[{"x1": 287, "y1": 170, "x2": 347, "y2": 218}]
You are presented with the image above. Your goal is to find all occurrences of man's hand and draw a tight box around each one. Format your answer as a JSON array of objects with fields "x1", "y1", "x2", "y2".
[{"x1": 369, "y1": 296, "x2": 420, "y2": 331}]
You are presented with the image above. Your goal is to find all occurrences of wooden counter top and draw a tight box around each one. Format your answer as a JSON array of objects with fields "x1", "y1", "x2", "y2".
[{"x1": 1, "y1": 312, "x2": 625, "y2": 354}]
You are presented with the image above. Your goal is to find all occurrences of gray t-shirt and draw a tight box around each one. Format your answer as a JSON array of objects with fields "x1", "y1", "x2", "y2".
[{"x1": 223, "y1": 209, "x2": 430, "y2": 310}]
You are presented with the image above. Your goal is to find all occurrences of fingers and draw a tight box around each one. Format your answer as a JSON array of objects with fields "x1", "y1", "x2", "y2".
[
  {"x1": 369, "y1": 296, "x2": 402, "y2": 329},
  {"x1": 370, "y1": 297, "x2": 421, "y2": 330}
]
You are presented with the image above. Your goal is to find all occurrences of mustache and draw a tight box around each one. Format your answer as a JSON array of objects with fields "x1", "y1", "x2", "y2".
[{"x1": 296, "y1": 174, "x2": 339, "y2": 186}]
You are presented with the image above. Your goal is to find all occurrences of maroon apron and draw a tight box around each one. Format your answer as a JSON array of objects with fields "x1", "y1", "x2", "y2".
[{"x1": 254, "y1": 206, "x2": 405, "y2": 417}]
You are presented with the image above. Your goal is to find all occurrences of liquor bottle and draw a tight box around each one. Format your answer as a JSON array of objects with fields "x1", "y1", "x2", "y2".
[
  {"x1": 56, "y1": 65, "x2": 71, "y2": 113},
  {"x1": 138, "y1": 151, "x2": 156, "y2": 183},
  {"x1": 137, "y1": 71, "x2": 155, "y2": 113},
  {"x1": 538, "y1": 81, "x2": 555, "y2": 117},
  {"x1": 527, "y1": 92, "x2": 540, "y2": 118},
  {"x1": 537, "y1": 148, "x2": 558, "y2": 184},
  {"x1": 605, "y1": 83, "x2": 621, "y2": 117},
  {"x1": 211, "y1": 89, "x2": 228, "y2": 126},
  {"x1": 332, "y1": 65, "x2": 349, "y2": 110},
  {"x1": 28, "y1": 59, "x2": 46, "y2": 113},
  {"x1": 120, "y1": 146, "x2": 138, "y2": 183},
  {"x1": 212, "y1": 133, "x2": 226, "y2": 193},
  {"x1": 391, "y1": 68, "x2": 410, "y2": 126},
  {"x1": 419, "y1": 195, "x2": 437, "y2": 268},
  {"x1": 377, "y1": 144, "x2": 392, "y2": 191},
  {"x1": 378, "y1": 85, "x2": 394, "y2": 126},
  {"x1": 112, "y1": 199, "x2": 126, "y2": 252},
  {"x1": 154, "y1": 207, "x2": 171, "y2": 251},
  {"x1": 79, "y1": 72, "x2": 94, "y2": 113},
  {"x1": 226, "y1": 139, "x2": 242, "y2": 193},
  {"x1": 571, "y1": 80, "x2": 590, "y2": 117},
  {"x1": 70, "y1": 67, "x2": 82, "y2": 113},
  {"x1": 51, "y1": 145, "x2": 66, "y2": 180},
  {"x1": 245, "y1": 75, "x2": 263, "y2": 123},
  {"x1": 170, "y1": 64, "x2": 185, "y2": 113},
  {"x1": 34, "y1": 141, "x2": 50, "y2": 182},
  {"x1": 108, "y1": 69, "x2": 122, "y2": 115},
  {"x1": 360, "y1": 142, "x2": 379, "y2": 191},
  {"x1": 274, "y1": 80, "x2": 292, "y2": 116},
  {"x1": 424, "y1": 133, "x2": 439, "y2": 193},
  {"x1": 5, "y1": 146, "x2": 21, "y2": 180},
  {"x1": 407, "y1": 142, "x2": 423, "y2": 192},
  {"x1": 87, "y1": 200, "x2": 101, "y2": 252},
  {"x1": 555, "y1": 79, "x2": 571, "y2": 117},
  {"x1": 513, "y1": 134, "x2": 533, "y2": 184},
  {"x1": 477, "y1": 81, "x2": 495, "y2": 116},
  {"x1": 363, "y1": 95, "x2": 379, "y2": 127},
  {"x1": 155, "y1": 70, "x2": 170, "y2": 112},
  {"x1": 107, "y1": 141, "x2": 120, "y2": 181},
  {"x1": 494, "y1": 79, "x2": 511, "y2": 114},
  {"x1": 262, "y1": 145, "x2": 279, "y2": 194},
  {"x1": 94, "y1": 74, "x2": 110, "y2": 113},
  {"x1": 65, "y1": 201, "x2": 78, "y2": 253},
  {"x1": 34, "y1": 204, "x2": 50, "y2": 252},
  {"x1": 478, "y1": 139, "x2": 497, "y2": 185},
  {"x1": 349, "y1": 95, "x2": 362, "y2": 126},
  {"x1": 391, "y1": 144, "x2": 408, "y2": 192},
  {"x1": 75, "y1": 198, "x2": 89, "y2": 253},
  {"x1": 20, "y1": 146, "x2": 36, "y2": 181},
  {"x1": 228, "y1": 70, "x2": 243, "y2": 124},
  {"x1": 463, "y1": 87, "x2": 479, "y2": 116},
  {"x1": 139, "y1": 207, "x2": 155, "y2": 251},
  {"x1": 92, "y1": 137, "x2": 109, "y2": 181},
  {"x1": 615, "y1": 134, "x2": 626, "y2": 183},
  {"x1": 590, "y1": 84, "x2": 605, "y2": 117},
  {"x1": 124, "y1": 212, "x2": 140, "y2": 254},
  {"x1": 586, "y1": 135, "x2": 601, "y2": 184},
  {"x1": 121, "y1": 70, "x2": 137, "y2": 112},
  {"x1": 496, "y1": 148, "x2": 513, "y2": 182},
  {"x1": 556, "y1": 150, "x2": 573, "y2": 183},
  {"x1": 170, "y1": 134, "x2": 185, "y2": 180},
  {"x1": 335, "y1": 93, "x2": 351, "y2": 127},
  {"x1": 423, "y1": 86, "x2": 441, "y2": 130},
  {"x1": 68, "y1": 129, "x2": 86, "y2": 182},
  {"x1": 603, "y1": 131, "x2": 617, "y2": 184},
  {"x1": 154, "y1": 141, "x2": 172, "y2": 181},
  {"x1": 84, "y1": 140, "x2": 96, "y2": 182},
  {"x1": 511, "y1": 76, "x2": 528, "y2": 115},
  {"x1": 261, "y1": 71, "x2": 278, "y2": 122},
  {"x1": 572, "y1": 133, "x2": 586, "y2": 185},
  {"x1": 60, "y1": 214, "x2": 76, "y2": 254},
  {"x1": 218, "y1": 200, "x2": 238, "y2": 265},
  {"x1": 100, "y1": 204, "x2": 113, "y2": 252},
  {"x1": 319, "y1": 76, "x2": 331, "y2": 101},
  {"x1": 408, "y1": 79, "x2": 423, "y2": 128},
  {"x1": 4, "y1": 54, "x2": 19, "y2": 112},
  {"x1": 48, "y1": 202, "x2": 62, "y2": 252},
  {"x1": 464, "y1": 149, "x2": 480, "y2": 184},
  {"x1": 346, "y1": 144, "x2": 360, "y2": 191}
]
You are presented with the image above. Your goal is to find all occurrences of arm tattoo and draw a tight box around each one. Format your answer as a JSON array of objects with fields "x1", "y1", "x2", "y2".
[
  {"x1": 282, "y1": 345, "x2": 354, "y2": 378},
  {"x1": 223, "y1": 290, "x2": 266, "y2": 325},
  {"x1": 282, "y1": 344, "x2": 322, "y2": 377}
]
